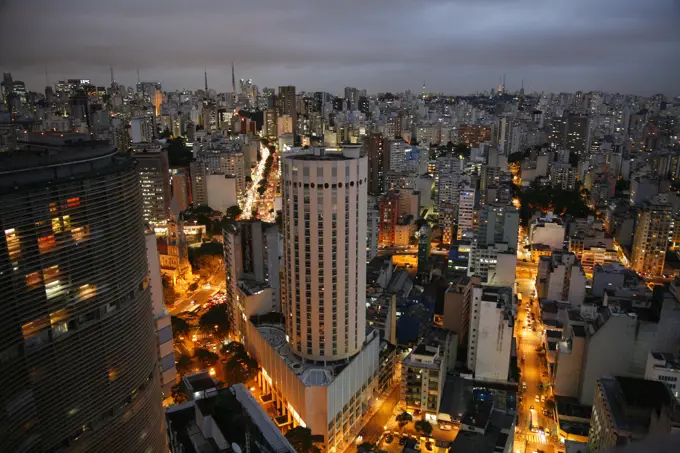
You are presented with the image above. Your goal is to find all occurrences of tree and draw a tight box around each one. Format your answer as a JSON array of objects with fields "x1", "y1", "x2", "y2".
[
  {"x1": 453, "y1": 143, "x2": 470, "y2": 159},
  {"x1": 194, "y1": 348, "x2": 219, "y2": 366},
  {"x1": 396, "y1": 411, "x2": 413, "y2": 430},
  {"x1": 159, "y1": 127, "x2": 172, "y2": 139},
  {"x1": 508, "y1": 151, "x2": 525, "y2": 164},
  {"x1": 545, "y1": 398, "x2": 555, "y2": 411},
  {"x1": 188, "y1": 282, "x2": 199, "y2": 291},
  {"x1": 176, "y1": 353, "x2": 195, "y2": 375},
  {"x1": 194, "y1": 254, "x2": 222, "y2": 278},
  {"x1": 358, "y1": 442, "x2": 377, "y2": 452},
  {"x1": 171, "y1": 315, "x2": 191, "y2": 338},
  {"x1": 414, "y1": 419, "x2": 433, "y2": 437},
  {"x1": 285, "y1": 427, "x2": 321, "y2": 453},
  {"x1": 162, "y1": 274, "x2": 177, "y2": 306},
  {"x1": 226, "y1": 205, "x2": 243, "y2": 220},
  {"x1": 223, "y1": 353, "x2": 258, "y2": 386},
  {"x1": 166, "y1": 137, "x2": 193, "y2": 167},
  {"x1": 171, "y1": 383, "x2": 189, "y2": 404},
  {"x1": 198, "y1": 304, "x2": 230, "y2": 338}
]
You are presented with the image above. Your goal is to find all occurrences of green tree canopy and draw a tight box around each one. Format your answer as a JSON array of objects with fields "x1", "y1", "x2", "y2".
[
  {"x1": 396, "y1": 411, "x2": 413, "y2": 429},
  {"x1": 166, "y1": 137, "x2": 193, "y2": 167},
  {"x1": 285, "y1": 427, "x2": 321, "y2": 453},
  {"x1": 194, "y1": 348, "x2": 219, "y2": 366},
  {"x1": 171, "y1": 315, "x2": 191, "y2": 337},
  {"x1": 198, "y1": 304, "x2": 230, "y2": 338},
  {"x1": 414, "y1": 419, "x2": 433, "y2": 436},
  {"x1": 176, "y1": 353, "x2": 195, "y2": 375}
]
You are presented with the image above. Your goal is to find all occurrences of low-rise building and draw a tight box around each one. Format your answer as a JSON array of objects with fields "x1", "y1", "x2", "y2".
[
  {"x1": 645, "y1": 352, "x2": 680, "y2": 401},
  {"x1": 537, "y1": 251, "x2": 586, "y2": 307},
  {"x1": 401, "y1": 328, "x2": 457, "y2": 419},
  {"x1": 588, "y1": 376, "x2": 678, "y2": 452},
  {"x1": 166, "y1": 383, "x2": 297, "y2": 453},
  {"x1": 529, "y1": 213, "x2": 566, "y2": 251}
]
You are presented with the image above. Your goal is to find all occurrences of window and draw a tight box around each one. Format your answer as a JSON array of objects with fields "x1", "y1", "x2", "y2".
[
  {"x1": 66, "y1": 197, "x2": 80, "y2": 208},
  {"x1": 38, "y1": 235, "x2": 56, "y2": 253}
]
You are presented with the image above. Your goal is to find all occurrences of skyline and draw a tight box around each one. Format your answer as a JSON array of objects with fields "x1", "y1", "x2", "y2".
[{"x1": 1, "y1": 0, "x2": 679, "y2": 96}]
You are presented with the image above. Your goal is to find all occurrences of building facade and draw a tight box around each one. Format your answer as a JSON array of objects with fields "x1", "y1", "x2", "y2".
[{"x1": 0, "y1": 134, "x2": 166, "y2": 452}]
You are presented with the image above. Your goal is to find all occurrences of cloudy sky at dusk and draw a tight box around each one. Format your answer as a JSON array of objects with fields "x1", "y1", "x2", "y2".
[{"x1": 1, "y1": 0, "x2": 679, "y2": 96}]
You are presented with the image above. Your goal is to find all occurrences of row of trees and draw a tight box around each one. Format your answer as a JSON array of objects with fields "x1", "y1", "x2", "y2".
[
  {"x1": 395, "y1": 411, "x2": 433, "y2": 436},
  {"x1": 515, "y1": 182, "x2": 593, "y2": 226}
]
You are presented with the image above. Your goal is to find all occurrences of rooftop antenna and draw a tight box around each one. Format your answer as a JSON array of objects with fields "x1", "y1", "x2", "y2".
[
  {"x1": 204, "y1": 68, "x2": 208, "y2": 92},
  {"x1": 136, "y1": 68, "x2": 140, "y2": 84},
  {"x1": 110, "y1": 66, "x2": 115, "y2": 86},
  {"x1": 231, "y1": 62, "x2": 236, "y2": 97},
  {"x1": 502, "y1": 73, "x2": 506, "y2": 93},
  {"x1": 45, "y1": 68, "x2": 49, "y2": 88}
]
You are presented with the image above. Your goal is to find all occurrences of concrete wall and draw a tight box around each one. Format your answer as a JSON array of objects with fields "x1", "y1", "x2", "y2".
[{"x1": 206, "y1": 174, "x2": 237, "y2": 213}]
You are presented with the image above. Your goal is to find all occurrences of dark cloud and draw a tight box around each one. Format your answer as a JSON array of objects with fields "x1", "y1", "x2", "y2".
[{"x1": 1, "y1": 0, "x2": 679, "y2": 95}]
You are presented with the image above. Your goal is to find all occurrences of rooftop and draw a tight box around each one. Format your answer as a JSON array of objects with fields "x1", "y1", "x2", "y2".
[{"x1": 255, "y1": 323, "x2": 378, "y2": 387}]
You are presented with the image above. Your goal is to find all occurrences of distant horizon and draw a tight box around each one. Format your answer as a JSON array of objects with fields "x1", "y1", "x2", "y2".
[
  {"x1": 2, "y1": 0, "x2": 680, "y2": 98},
  {"x1": 2, "y1": 70, "x2": 674, "y2": 100}
]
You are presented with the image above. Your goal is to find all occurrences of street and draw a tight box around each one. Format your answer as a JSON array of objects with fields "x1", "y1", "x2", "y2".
[
  {"x1": 515, "y1": 265, "x2": 556, "y2": 453},
  {"x1": 342, "y1": 386, "x2": 400, "y2": 453}
]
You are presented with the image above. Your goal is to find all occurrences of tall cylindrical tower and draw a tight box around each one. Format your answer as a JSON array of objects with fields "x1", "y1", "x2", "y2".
[
  {"x1": 282, "y1": 147, "x2": 367, "y2": 361},
  {"x1": 0, "y1": 134, "x2": 166, "y2": 452}
]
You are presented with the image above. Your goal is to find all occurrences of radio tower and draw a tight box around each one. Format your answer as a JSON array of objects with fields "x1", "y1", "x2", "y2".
[{"x1": 231, "y1": 61, "x2": 236, "y2": 104}]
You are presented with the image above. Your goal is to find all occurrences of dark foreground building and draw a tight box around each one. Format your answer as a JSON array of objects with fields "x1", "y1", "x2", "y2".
[{"x1": 0, "y1": 133, "x2": 166, "y2": 452}]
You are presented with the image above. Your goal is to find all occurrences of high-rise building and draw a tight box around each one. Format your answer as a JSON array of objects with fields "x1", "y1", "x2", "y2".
[
  {"x1": 171, "y1": 170, "x2": 190, "y2": 212},
  {"x1": 132, "y1": 144, "x2": 171, "y2": 225},
  {"x1": 145, "y1": 228, "x2": 177, "y2": 396},
  {"x1": 566, "y1": 114, "x2": 589, "y2": 155},
  {"x1": 131, "y1": 115, "x2": 154, "y2": 143},
  {"x1": 364, "y1": 133, "x2": 388, "y2": 196},
  {"x1": 223, "y1": 220, "x2": 281, "y2": 340},
  {"x1": 631, "y1": 201, "x2": 672, "y2": 277},
  {"x1": 244, "y1": 147, "x2": 378, "y2": 450},
  {"x1": 457, "y1": 187, "x2": 476, "y2": 240},
  {"x1": 467, "y1": 285, "x2": 514, "y2": 382},
  {"x1": 281, "y1": 147, "x2": 367, "y2": 360},
  {"x1": 277, "y1": 86, "x2": 297, "y2": 134},
  {"x1": 458, "y1": 124, "x2": 491, "y2": 148},
  {"x1": 0, "y1": 133, "x2": 165, "y2": 452}
]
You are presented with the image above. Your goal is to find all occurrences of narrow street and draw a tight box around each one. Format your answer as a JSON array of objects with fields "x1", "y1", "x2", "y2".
[{"x1": 515, "y1": 253, "x2": 556, "y2": 453}]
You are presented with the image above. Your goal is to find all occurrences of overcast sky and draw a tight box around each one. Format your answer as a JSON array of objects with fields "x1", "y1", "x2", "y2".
[{"x1": 1, "y1": 0, "x2": 679, "y2": 96}]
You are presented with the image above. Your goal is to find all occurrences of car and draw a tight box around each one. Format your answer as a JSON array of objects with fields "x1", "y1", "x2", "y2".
[
  {"x1": 541, "y1": 395, "x2": 546, "y2": 402},
  {"x1": 399, "y1": 437, "x2": 407, "y2": 446},
  {"x1": 520, "y1": 357, "x2": 525, "y2": 364},
  {"x1": 530, "y1": 405, "x2": 534, "y2": 411},
  {"x1": 535, "y1": 395, "x2": 540, "y2": 403},
  {"x1": 532, "y1": 326, "x2": 537, "y2": 331},
  {"x1": 543, "y1": 409, "x2": 552, "y2": 417},
  {"x1": 425, "y1": 441, "x2": 433, "y2": 451},
  {"x1": 522, "y1": 381, "x2": 527, "y2": 389},
  {"x1": 384, "y1": 434, "x2": 394, "y2": 444}
]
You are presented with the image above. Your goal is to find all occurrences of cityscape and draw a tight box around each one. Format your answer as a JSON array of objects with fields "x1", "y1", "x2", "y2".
[{"x1": 2, "y1": 4, "x2": 680, "y2": 453}]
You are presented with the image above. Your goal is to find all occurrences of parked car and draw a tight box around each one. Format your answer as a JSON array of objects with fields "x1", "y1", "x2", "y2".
[
  {"x1": 399, "y1": 437, "x2": 407, "y2": 446},
  {"x1": 384, "y1": 434, "x2": 394, "y2": 444},
  {"x1": 425, "y1": 441, "x2": 433, "y2": 451}
]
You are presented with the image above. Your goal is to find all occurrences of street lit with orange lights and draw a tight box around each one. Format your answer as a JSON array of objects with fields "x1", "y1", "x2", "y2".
[{"x1": 239, "y1": 142, "x2": 278, "y2": 222}]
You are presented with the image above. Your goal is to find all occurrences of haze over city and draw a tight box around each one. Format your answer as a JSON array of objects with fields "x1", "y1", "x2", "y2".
[{"x1": 1, "y1": 0, "x2": 680, "y2": 95}]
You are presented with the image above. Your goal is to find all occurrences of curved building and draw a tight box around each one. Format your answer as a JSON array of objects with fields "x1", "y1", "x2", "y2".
[
  {"x1": 0, "y1": 134, "x2": 166, "y2": 452},
  {"x1": 281, "y1": 147, "x2": 367, "y2": 361}
]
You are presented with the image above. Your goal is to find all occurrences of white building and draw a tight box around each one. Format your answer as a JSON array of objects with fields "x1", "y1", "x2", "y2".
[
  {"x1": 645, "y1": 352, "x2": 680, "y2": 400},
  {"x1": 529, "y1": 214, "x2": 566, "y2": 251},
  {"x1": 219, "y1": 152, "x2": 247, "y2": 201},
  {"x1": 367, "y1": 198, "x2": 379, "y2": 263},
  {"x1": 538, "y1": 251, "x2": 586, "y2": 306},
  {"x1": 467, "y1": 285, "x2": 514, "y2": 382},
  {"x1": 224, "y1": 220, "x2": 281, "y2": 340},
  {"x1": 144, "y1": 228, "x2": 176, "y2": 396},
  {"x1": 245, "y1": 146, "x2": 378, "y2": 452},
  {"x1": 457, "y1": 186, "x2": 476, "y2": 240},
  {"x1": 282, "y1": 147, "x2": 367, "y2": 360},
  {"x1": 131, "y1": 115, "x2": 154, "y2": 143},
  {"x1": 206, "y1": 174, "x2": 238, "y2": 213}
]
